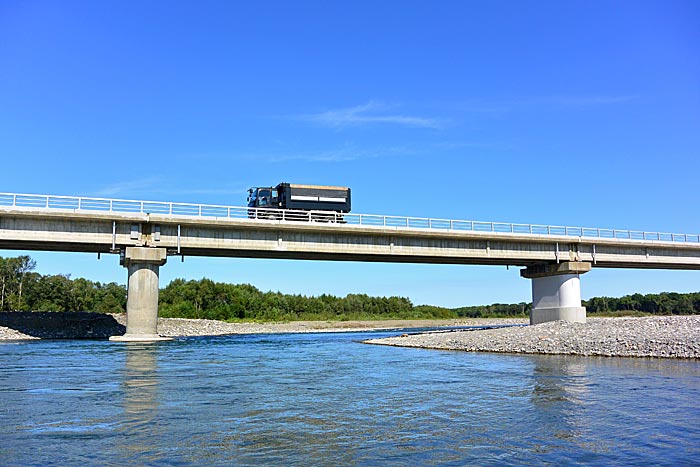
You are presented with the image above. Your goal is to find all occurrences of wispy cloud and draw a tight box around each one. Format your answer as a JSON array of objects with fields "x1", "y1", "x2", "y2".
[
  {"x1": 265, "y1": 145, "x2": 417, "y2": 163},
  {"x1": 93, "y1": 178, "x2": 247, "y2": 200},
  {"x1": 296, "y1": 101, "x2": 444, "y2": 129},
  {"x1": 236, "y1": 140, "x2": 504, "y2": 164},
  {"x1": 230, "y1": 146, "x2": 413, "y2": 164},
  {"x1": 548, "y1": 94, "x2": 639, "y2": 107},
  {"x1": 171, "y1": 187, "x2": 249, "y2": 196},
  {"x1": 93, "y1": 178, "x2": 164, "y2": 197},
  {"x1": 451, "y1": 94, "x2": 639, "y2": 115}
]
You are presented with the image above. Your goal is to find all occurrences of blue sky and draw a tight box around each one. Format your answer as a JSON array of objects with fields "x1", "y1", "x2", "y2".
[{"x1": 1, "y1": 1, "x2": 698, "y2": 307}]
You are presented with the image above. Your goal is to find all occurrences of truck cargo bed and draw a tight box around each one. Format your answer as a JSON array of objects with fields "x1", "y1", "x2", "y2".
[{"x1": 279, "y1": 183, "x2": 351, "y2": 212}]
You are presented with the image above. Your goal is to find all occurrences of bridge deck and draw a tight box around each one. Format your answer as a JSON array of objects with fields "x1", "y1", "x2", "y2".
[{"x1": 1, "y1": 202, "x2": 700, "y2": 270}]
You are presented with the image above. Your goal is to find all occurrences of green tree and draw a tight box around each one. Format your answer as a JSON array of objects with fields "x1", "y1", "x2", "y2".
[
  {"x1": 95, "y1": 282, "x2": 127, "y2": 313},
  {"x1": 15, "y1": 256, "x2": 37, "y2": 311},
  {"x1": 0, "y1": 256, "x2": 36, "y2": 311}
]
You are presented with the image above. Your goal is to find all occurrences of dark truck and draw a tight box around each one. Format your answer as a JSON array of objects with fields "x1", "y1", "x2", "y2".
[{"x1": 247, "y1": 183, "x2": 351, "y2": 222}]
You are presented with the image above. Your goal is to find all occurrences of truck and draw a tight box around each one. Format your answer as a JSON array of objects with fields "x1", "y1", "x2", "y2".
[{"x1": 247, "y1": 183, "x2": 351, "y2": 222}]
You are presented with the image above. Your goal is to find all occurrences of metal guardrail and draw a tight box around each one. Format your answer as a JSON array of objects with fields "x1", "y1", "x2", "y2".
[{"x1": 1, "y1": 192, "x2": 699, "y2": 244}]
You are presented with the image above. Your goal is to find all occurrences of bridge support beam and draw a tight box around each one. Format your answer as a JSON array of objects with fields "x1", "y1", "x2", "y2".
[
  {"x1": 521, "y1": 262, "x2": 592, "y2": 325},
  {"x1": 110, "y1": 247, "x2": 171, "y2": 342}
]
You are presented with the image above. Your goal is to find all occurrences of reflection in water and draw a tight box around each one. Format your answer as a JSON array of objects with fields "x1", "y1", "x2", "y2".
[
  {"x1": 119, "y1": 344, "x2": 160, "y2": 461},
  {"x1": 529, "y1": 355, "x2": 601, "y2": 454},
  {"x1": 532, "y1": 355, "x2": 590, "y2": 407},
  {"x1": 1, "y1": 334, "x2": 699, "y2": 466}
]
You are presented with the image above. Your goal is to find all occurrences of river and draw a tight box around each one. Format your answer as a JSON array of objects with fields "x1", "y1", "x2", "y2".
[{"x1": 1, "y1": 330, "x2": 699, "y2": 466}]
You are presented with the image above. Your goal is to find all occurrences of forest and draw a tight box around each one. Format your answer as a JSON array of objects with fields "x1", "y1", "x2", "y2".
[{"x1": 1, "y1": 255, "x2": 699, "y2": 320}]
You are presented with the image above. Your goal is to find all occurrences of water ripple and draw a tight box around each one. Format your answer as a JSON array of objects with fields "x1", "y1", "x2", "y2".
[{"x1": 1, "y1": 332, "x2": 699, "y2": 466}]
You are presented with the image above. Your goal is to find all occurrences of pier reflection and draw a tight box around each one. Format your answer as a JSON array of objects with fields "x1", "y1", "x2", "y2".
[
  {"x1": 527, "y1": 355, "x2": 614, "y2": 455},
  {"x1": 531, "y1": 355, "x2": 590, "y2": 408},
  {"x1": 118, "y1": 343, "x2": 161, "y2": 461}
]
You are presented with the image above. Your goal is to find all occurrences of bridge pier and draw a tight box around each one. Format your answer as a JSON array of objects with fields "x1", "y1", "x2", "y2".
[
  {"x1": 521, "y1": 262, "x2": 591, "y2": 325},
  {"x1": 110, "y1": 247, "x2": 171, "y2": 342}
]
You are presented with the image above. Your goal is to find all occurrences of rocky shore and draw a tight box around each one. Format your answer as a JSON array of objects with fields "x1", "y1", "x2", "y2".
[
  {"x1": 365, "y1": 315, "x2": 700, "y2": 359},
  {"x1": 0, "y1": 312, "x2": 524, "y2": 340},
  {"x1": 3, "y1": 312, "x2": 698, "y2": 359},
  {"x1": 147, "y1": 317, "x2": 526, "y2": 337}
]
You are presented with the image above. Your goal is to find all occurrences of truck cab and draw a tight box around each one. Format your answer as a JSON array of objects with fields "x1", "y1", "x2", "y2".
[{"x1": 247, "y1": 187, "x2": 279, "y2": 209}]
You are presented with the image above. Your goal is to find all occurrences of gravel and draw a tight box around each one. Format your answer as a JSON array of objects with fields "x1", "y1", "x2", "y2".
[
  {"x1": 0, "y1": 314, "x2": 525, "y2": 340},
  {"x1": 0, "y1": 327, "x2": 38, "y2": 340},
  {"x1": 3, "y1": 313, "x2": 698, "y2": 359},
  {"x1": 114, "y1": 316, "x2": 527, "y2": 337},
  {"x1": 364, "y1": 316, "x2": 700, "y2": 359}
]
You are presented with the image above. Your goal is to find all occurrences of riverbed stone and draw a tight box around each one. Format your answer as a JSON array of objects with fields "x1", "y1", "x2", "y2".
[
  {"x1": 3, "y1": 313, "x2": 699, "y2": 359},
  {"x1": 364, "y1": 316, "x2": 700, "y2": 359}
]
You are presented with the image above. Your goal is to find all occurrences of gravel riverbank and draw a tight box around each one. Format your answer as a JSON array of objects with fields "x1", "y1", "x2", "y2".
[
  {"x1": 147, "y1": 317, "x2": 526, "y2": 337},
  {"x1": 365, "y1": 316, "x2": 700, "y2": 359},
  {"x1": 4, "y1": 313, "x2": 698, "y2": 359},
  {"x1": 0, "y1": 313, "x2": 525, "y2": 340}
]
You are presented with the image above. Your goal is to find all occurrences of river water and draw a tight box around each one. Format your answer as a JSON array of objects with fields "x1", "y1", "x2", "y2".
[{"x1": 1, "y1": 330, "x2": 699, "y2": 466}]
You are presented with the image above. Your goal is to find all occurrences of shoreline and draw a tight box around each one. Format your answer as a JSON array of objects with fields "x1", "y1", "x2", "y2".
[
  {"x1": 146, "y1": 316, "x2": 526, "y2": 337},
  {"x1": 0, "y1": 312, "x2": 526, "y2": 341},
  {"x1": 3, "y1": 312, "x2": 698, "y2": 359},
  {"x1": 364, "y1": 315, "x2": 700, "y2": 359}
]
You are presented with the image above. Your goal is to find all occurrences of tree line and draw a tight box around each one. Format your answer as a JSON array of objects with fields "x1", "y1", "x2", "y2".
[
  {"x1": 0, "y1": 255, "x2": 126, "y2": 313},
  {"x1": 1, "y1": 255, "x2": 699, "y2": 320},
  {"x1": 159, "y1": 278, "x2": 414, "y2": 321}
]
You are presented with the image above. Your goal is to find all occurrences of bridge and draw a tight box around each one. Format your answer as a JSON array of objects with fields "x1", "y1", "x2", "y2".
[{"x1": 1, "y1": 192, "x2": 699, "y2": 341}]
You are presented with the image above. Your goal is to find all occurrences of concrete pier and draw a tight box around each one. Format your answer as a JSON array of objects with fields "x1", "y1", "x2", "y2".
[
  {"x1": 110, "y1": 247, "x2": 171, "y2": 342},
  {"x1": 521, "y1": 262, "x2": 591, "y2": 325}
]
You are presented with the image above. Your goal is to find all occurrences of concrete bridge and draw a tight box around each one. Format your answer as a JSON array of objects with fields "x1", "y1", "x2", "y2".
[{"x1": 1, "y1": 193, "x2": 699, "y2": 341}]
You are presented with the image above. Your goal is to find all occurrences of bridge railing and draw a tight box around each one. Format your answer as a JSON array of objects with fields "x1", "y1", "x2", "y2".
[{"x1": 1, "y1": 192, "x2": 699, "y2": 244}]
